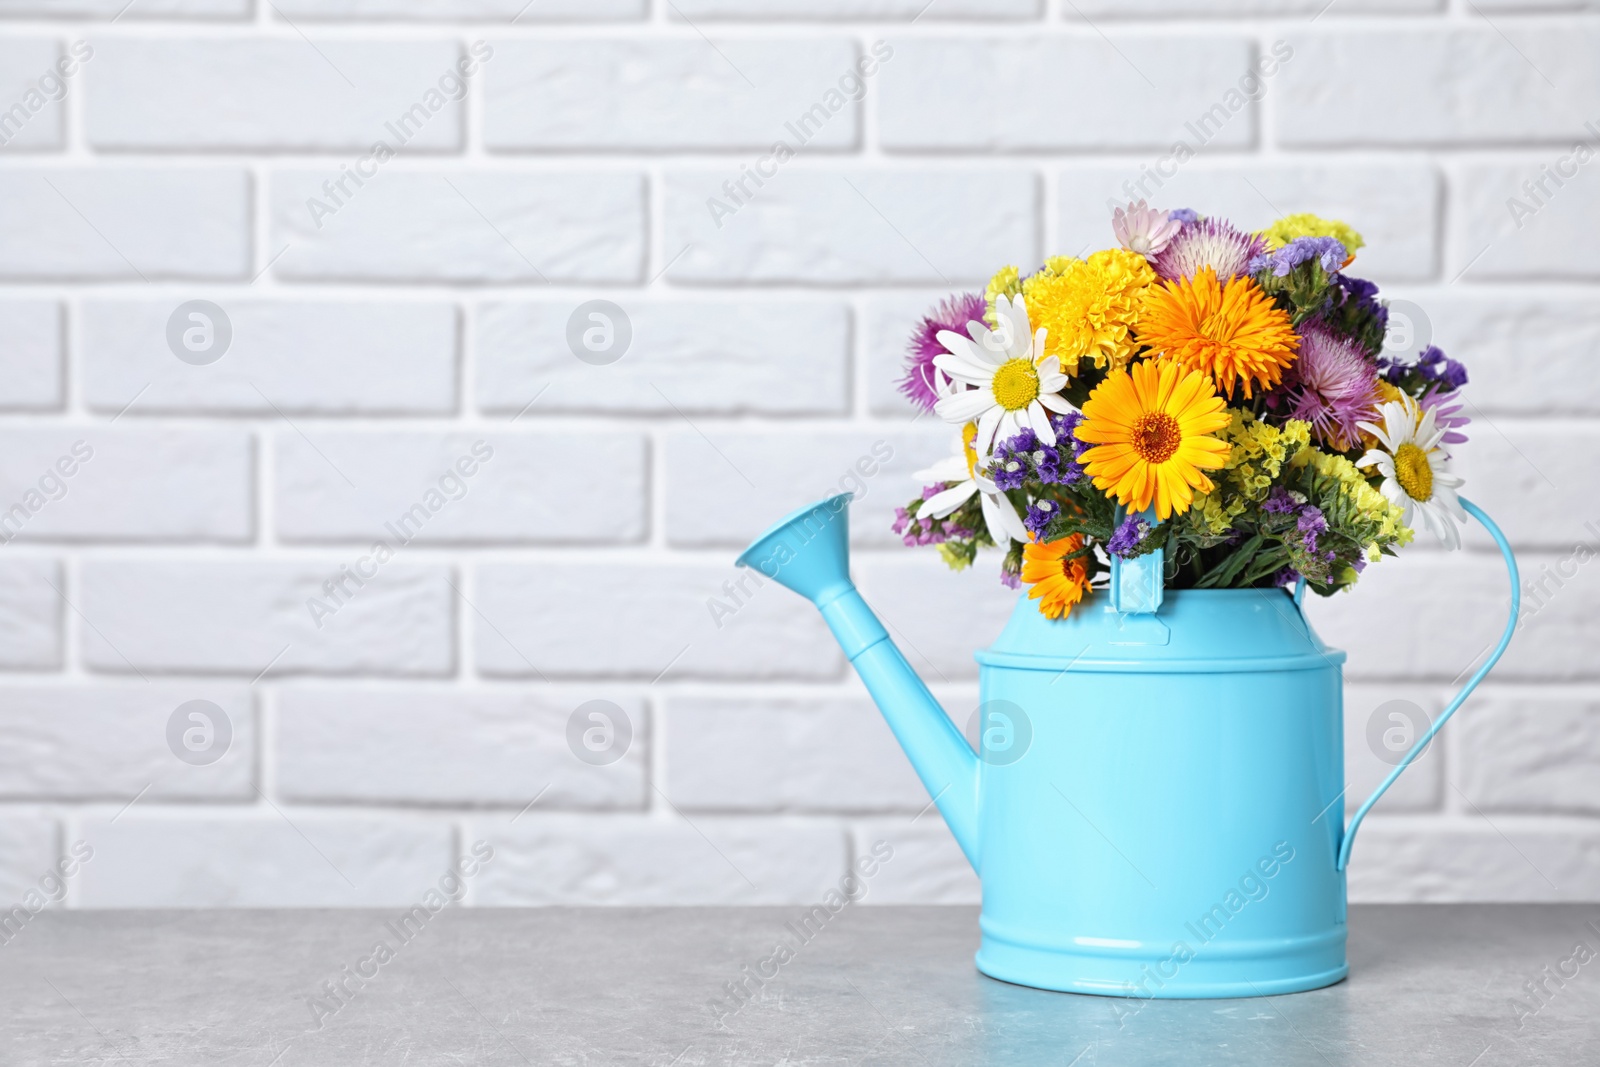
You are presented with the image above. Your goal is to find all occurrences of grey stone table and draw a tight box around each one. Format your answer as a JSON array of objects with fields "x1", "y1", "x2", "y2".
[{"x1": 2, "y1": 905, "x2": 1597, "y2": 1065}]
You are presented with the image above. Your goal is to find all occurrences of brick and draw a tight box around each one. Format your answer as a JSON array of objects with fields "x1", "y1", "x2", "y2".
[
  {"x1": 75, "y1": 815, "x2": 452, "y2": 907},
  {"x1": 1279, "y1": 29, "x2": 1600, "y2": 147},
  {"x1": 1347, "y1": 820, "x2": 1600, "y2": 902},
  {"x1": 1458, "y1": 694, "x2": 1600, "y2": 816},
  {"x1": 881, "y1": 36, "x2": 1254, "y2": 151},
  {"x1": 0, "y1": 428, "x2": 251, "y2": 543},
  {"x1": 473, "y1": 563, "x2": 841, "y2": 681},
  {"x1": 0, "y1": 39, "x2": 65, "y2": 152},
  {"x1": 274, "y1": 432, "x2": 647, "y2": 544},
  {"x1": 662, "y1": 696, "x2": 929, "y2": 812},
  {"x1": 1056, "y1": 162, "x2": 1439, "y2": 281},
  {"x1": 275, "y1": 688, "x2": 646, "y2": 808},
  {"x1": 0, "y1": 561, "x2": 60, "y2": 669},
  {"x1": 79, "y1": 560, "x2": 454, "y2": 677},
  {"x1": 849, "y1": 820, "x2": 979, "y2": 905},
  {"x1": 475, "y1": 299, "x2": 848, "y2": 416},
  {"x1": 1343, "y1": 683, "x2": 1446, "y2": 815},
  {"x1": 663, "y1": 427, "x2": 951, "y2": 549},
  {"x1": 0, "y1": 301, "x2": 61, "y2": 410},
  {"x1": 87, "y1": 40, "x2": 464, "y2": 151},
  {"x1": 863, "y1": 291, "x2": 966, "y2": 419},
  {"x1": 671, "y1": 0, "x2": 1039, "y2": 16},
  {"x1": 853, "y1": 555, "x2": 1023, "y2": 682},
  {"x1": 270, "y1": 170, "x2": 644, "y2": 283},
  {"x1": 0, "y1": 169, "x2": 249, "y2": 281},
  {"x1": 1454, "y1": 161, "x2": 1600, "y2": 280},
  {"x1": 485, "y1": 40, "x2": 859, "y2": 151},
  {"x1": 1069, "y1": 0, "x2": 1439, "y2": 12},
  {"x1": 271, "y1": 0, "x2": 644, "y2": 19},
  {"x1": 82, "y1": 300, "x2": 457, "y2": 415},
  {"x1": 0, "y1": 0, "x2": 247, "y2": 15},
  {"x1": 1302, "y1": 551, "x2": 1600, "y2": 683},
  {"x1": 663, "y1": 168, "x2": 1037, "y2": 285},
  {"x1": 0, "y1": 685, "x2": 252, "y2": 800},
  {"x1": 0, "y1": 816, "x2": 56, "y2": 905},
  {"x1": 1453, "y1": 424, "x2": 1600, "y2": 551},
  {"x1": 1389, "y1": 291, "x2": 1600, "y2": 415},
  {"x1": 468, "y1": 816, "x2": 846, "y2": 904}
]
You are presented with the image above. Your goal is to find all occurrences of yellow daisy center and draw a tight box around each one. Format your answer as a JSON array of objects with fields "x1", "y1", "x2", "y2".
[
  {"x1": 1131, "y1": 411, "x2": 1182, "y2": 465},
  {"x1": 1393, "y1": 442, "x2": 1434, "y2": 502},
  {"x1": 992, "y1": 358, "x2": 1040, "y2": 411}
]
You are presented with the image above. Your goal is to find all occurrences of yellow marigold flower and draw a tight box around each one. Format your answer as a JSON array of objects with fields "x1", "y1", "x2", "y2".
[
  {"x1": 1259, "y1": 213, "x2": 1366, "y2": 262},
  {"x1": 1138, "y1": 267, "x2": 1300, "y2": 399},
  {"x1": 1021, "y1": 249, "x2": 1154, "y2": 376},
  {"x1": 1021, "y1": 533, "x2": 1091, "y2": 620},
  {"x1": 1074, "y1": 359, "x2": 1232, "y2": 521}
]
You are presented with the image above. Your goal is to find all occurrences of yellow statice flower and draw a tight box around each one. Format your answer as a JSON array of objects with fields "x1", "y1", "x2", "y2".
[
  {"x1": 1190, "y1": 412, "x2": 1311, "y2": 534},
  {"x1": 1259, "y1": 213, "x2": 1366, "y2": 258},
  {"x1": 984, "y1": 265, "x2": 1021, "y2": 326},
  {"x1": 1294, "y1": 446, "x2": 1413, "y2": 549},
  {"x1": 1021, "y1": 248, "x2": 1155, "y2": 376}
]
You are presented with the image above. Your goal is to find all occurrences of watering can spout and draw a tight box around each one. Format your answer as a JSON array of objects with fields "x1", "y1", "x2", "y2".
[{"x1": 737, "y1": 494, "x2": 981, "y2": 870}]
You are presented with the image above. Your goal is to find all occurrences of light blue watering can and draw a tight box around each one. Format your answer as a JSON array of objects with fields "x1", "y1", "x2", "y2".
[{"x1": 737, "y1": 493, "x2": 1519, "y2": 998}]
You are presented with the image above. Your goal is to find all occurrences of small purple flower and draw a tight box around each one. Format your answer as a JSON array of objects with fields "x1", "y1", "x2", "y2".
[
  {"x1": 1052, "y1": 410, "x2": 1090, "y2": 459},
  {"x1": 1298, "y1": 506, "x2": 1327, "y2": 553},
  {"x1": 1328, "y1": 273, "x2": 1388, "y2": 334},
  {"x1": 1273, "y1": 567, "x2": 1302, "y2": 589},
  {"x1": 1024, "y1": 499, "x2": 1058, "y2": 536},
  {"x1": 999, "y1": 568, "x2": 1021, "y2": 591},
  {"x1": 1107, "y1": 515, "x2": 1151, "y2": 559},
  {"x1": 1418, "y1": 345, "x2": 1469, "y2": 391},
  {"x1": 1169, "y1": 208, "x2": 1201, "y2": 226},
  {"x1": 1262, "y1": 487, "x2": 1298, "y2": 515},
  {"x1": 900, "y1": 292, "x2": 985, "y2": 413},
  {"x1": 1249, "y1": 236, "x2": 1347, "y2": 278}
]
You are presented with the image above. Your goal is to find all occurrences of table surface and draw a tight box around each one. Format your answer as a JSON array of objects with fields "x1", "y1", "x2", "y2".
[{"x1": 2, "y1": 904, "x2": 1597, "y2": 1065}]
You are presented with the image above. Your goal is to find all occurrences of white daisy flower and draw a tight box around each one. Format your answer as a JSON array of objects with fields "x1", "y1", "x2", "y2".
[
  {"x1": 915, "y1": 424, "x2": 1029, "y2": 546},
  {"x1": 932, "y1": 294, "x2": 1073, "y2": 458},
  {"x1": 1357, "y1": 395, "x2": 1467, "y2": 549}
]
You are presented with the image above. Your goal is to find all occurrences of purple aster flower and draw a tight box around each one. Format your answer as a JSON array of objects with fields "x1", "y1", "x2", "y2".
[
  {"x1": 1248, "y1": 236, "x2": 1347, "y2": 278},
  {"x1": 1107, "y1": 515, "x2": 1151, "y2": 559},
  {"x1": 1278, "y1": 323, "x2": 1383, "y2": 451},
  {"x1": 1024, "y1": 499, "x2": 1058, "y2": 536},
  {"x1": 899, "y1": 292, "x2": 985, "y2": 413},
  {"x1": 1151, "y1": 217, "x2": 1268, "y2": 283},
  {"x1": 1298, "y1": 506, "x2": 1327, "y2": 552},
  {"x1": 1422, "y1": 388, "x2": 1470, "y2": 450}
]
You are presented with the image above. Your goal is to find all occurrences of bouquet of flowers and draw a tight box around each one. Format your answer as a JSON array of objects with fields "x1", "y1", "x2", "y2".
[{"x1": 892, "y1": 204, "x2": 1471, "y2": 619}]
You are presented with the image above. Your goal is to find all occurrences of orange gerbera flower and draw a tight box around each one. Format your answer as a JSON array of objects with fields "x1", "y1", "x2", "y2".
[
  {"x1": 1074, "y1": 360, "x2": 1232, "y2": 521},
  {"x1": 1138, "y1": 266, "x2": 1299, "y2": 398},
  {"x1": 1022, "y1": 533, "x2": 1091, "y2": 620}
]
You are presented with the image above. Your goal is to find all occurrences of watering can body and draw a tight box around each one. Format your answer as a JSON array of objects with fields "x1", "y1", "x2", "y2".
[
  {"x1": 971, "y1": 591, "x2": 1347, "y2": 997},
  {"x1": 737, "y1": 493, "x2": 1518, "y2": 999}
]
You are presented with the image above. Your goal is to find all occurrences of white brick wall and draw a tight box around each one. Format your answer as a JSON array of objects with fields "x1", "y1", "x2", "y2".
[{"x1": 0, "y1": 0, "x2": 1595, "y2": 910}]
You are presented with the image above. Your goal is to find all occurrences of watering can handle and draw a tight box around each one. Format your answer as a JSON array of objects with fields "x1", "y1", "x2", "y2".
[{"x1": 1336, "y1": 496, "x2": 1520, "y2": 871}]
